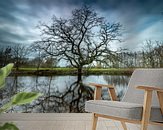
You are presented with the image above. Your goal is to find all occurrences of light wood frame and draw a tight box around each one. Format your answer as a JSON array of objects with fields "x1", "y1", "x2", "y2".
[{"x1": 88, "y1": 83, "x2": 163, "y2": 130}]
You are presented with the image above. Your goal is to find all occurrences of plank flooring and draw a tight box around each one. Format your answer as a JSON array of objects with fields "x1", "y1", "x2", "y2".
[{"x1": 0, "y1": 113, "x2": 140, "y2": 130}]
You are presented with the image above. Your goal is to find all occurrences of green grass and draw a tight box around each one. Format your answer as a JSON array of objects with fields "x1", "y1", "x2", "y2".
[
  {"x1": 18, "y1": 67, "x2": 77, "y2": 71},
  {"x1": 11, "y1": 67, "x2": 134, "y2": 76},
  {"x1": 86, "y1": 68, "x2": 134, "y2": 75}
]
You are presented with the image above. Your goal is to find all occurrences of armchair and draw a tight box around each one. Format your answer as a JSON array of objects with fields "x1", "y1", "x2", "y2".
[{"x1": 85, "y1": 69, "x2": 163, "y2": 130}]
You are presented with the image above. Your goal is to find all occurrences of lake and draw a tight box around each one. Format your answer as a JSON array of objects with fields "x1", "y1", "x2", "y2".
[{"x1": 0, "y1": 75, "x2": 130, "y2": 113}]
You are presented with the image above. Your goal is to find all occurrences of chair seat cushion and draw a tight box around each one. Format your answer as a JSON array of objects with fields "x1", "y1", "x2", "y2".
[{"x1": 85, "y1": 100, "x2": 163, "y2": 122}]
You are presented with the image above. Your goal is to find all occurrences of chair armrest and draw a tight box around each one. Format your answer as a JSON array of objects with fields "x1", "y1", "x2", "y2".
[
  {"x1": 89, "y1": 83, "x2": 114, "y2": 89},
  {"x1": 88, "y1": 83, "x2": 117, "y2": 101},
  {"x1": 137, "y1": 86, "x2": 163, "y2": 117},
  {"x1": 137, "y1": 86, "x2": 163, "y2": 92}
]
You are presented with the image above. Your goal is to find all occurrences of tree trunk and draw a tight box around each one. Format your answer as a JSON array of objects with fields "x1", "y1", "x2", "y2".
[
  {"x1": 16, "y1": 63, "x2": 19, "y2": 71},
  {"x1": 77, "y1": 68, "x2": 82, "y2": 82}
]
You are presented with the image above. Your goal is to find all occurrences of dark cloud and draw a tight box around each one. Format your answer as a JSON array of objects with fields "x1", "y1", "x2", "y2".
[
  {"x1": 0, "y1": 0, "x2": 19, "y2": 23},
  {"x1": 25, "y1": 0, "x2": 163, "y2": 13},
  {"x1": 0, "y1": 0, "x2": 40, "y2": 46}
]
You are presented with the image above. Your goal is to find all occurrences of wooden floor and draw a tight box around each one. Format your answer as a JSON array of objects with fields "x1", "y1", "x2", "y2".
[{"x1": 0, "y1": 113, "x2": 139, "y2": 130}]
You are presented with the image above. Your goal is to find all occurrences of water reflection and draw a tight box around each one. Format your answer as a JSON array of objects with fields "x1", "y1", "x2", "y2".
[
  {"x1": 103, "y1": 75, "x2": 130, "y2": 100},
  {"x1": 0, "y1": 75, "x2": 130, "y2": 113}
]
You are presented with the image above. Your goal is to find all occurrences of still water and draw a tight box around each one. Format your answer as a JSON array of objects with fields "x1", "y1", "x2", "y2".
[{"x1": 0, "y1": 75, "x2": 130, "y2": 113}]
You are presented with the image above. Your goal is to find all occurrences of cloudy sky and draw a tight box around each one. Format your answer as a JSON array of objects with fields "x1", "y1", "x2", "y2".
[{"x1": 0, "y1": 0, "x2": 163, "y2": 50}]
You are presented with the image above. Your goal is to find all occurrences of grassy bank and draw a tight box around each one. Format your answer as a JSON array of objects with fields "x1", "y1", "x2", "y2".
[
  {"x1": 11, "y1": 68, "x2": 134, "y2": 76},
  {"x1": 87, "y1": 68, "x2": 134, "y2": 75}
]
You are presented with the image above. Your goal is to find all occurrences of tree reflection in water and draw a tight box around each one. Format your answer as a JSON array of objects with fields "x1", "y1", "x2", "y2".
[
  {"x1": 32, "y1": 80, "x2": 94, "y2": 113},
  {"x1": 0, "y1": 75, "x2": 130, "y2": 113}
]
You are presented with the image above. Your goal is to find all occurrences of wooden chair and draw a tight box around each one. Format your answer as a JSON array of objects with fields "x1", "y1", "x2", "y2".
[{"x1": 85, "y1": 69, "x2": 163, "y2": 130}]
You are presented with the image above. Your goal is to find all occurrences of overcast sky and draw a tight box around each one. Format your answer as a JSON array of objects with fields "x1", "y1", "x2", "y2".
[{"x1": 0, "y1": 0, "x2": 163, "y2": 50}]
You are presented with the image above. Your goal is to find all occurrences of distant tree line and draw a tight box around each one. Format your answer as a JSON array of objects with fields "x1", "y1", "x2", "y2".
[
  {"x1": 109, "y1": 40, "x2": 163, "y2": 68},
  {"x1": 0, "y1": 40, "x2": 162, "y2": 69},
  {"x1": 0, "y1": 44, "x2": 57, "y2": 69}
]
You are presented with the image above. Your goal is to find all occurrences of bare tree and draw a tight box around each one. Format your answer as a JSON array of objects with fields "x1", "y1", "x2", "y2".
[
  {"x1": 154, "y1": 41, "x2": 163, "y2": 67},
  {"x1": 0, "y1": 47, "x2": 12, "y2": 67},
  {"x1": 34, "y1": 6, "x2": 122, "y2": 81},
  {"x1": 11, "y1": 44, "x2": 28, "y2": 70},
  {"x1": 142, "y1": 40, "x2": 156, "y2": 67},
  {"x1": 42, "y1": 56, "x2": 57, "y2": 68}
]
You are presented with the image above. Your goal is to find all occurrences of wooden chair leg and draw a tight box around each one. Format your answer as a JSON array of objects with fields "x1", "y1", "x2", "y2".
[
  {"x1": 157, "y1": 91, "x2": 163, "y2": 114},
  {"x1": 121, "y1": 121, "x2": 127, "y2": 130},
  {"x1": 92, "y1": 113, "x2": 98, "y2": 130},
  {"x1": 141, "y1": 90, "x2": 153, "y2": 130}
]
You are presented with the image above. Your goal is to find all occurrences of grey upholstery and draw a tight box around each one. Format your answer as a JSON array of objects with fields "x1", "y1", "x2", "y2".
[
  {"x1": 85, "y1": 69, "x2": 163, "y2": 123},
  {"x1": 123, "y1": 69, "x2": 163, "y2": 107},
  {"x1": 85, "y1": 100, "x2": 163, "y2": 122},
  {"x1": 85, "y1": 100, "x2": 143, "y2": 120}
]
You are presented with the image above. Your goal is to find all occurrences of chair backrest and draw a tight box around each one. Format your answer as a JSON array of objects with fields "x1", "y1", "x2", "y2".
[{"x1": 122, "y1": 69, "x2": 163, "y2": 107}]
